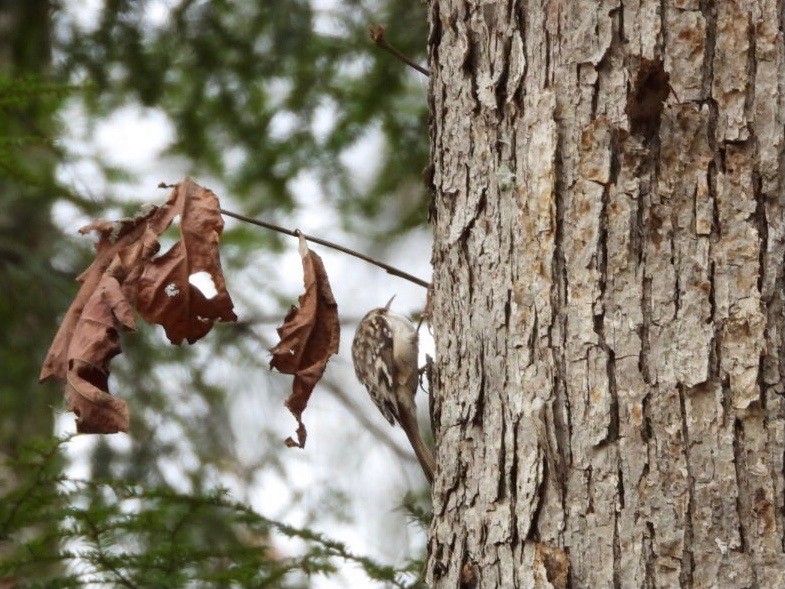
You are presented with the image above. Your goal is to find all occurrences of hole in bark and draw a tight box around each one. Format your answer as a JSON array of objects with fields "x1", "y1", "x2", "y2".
[{"x1": 625, "y1": 58, "x2": 671, "y2": 139}]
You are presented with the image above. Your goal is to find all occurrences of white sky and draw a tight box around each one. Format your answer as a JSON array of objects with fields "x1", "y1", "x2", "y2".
[{"x1": 53, "y1": 2, "x2": 434, "y2": 587}]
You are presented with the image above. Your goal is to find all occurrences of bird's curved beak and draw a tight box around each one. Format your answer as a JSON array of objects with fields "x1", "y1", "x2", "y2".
[{"x1": 384, "y1": 295, "x2": 396, "y2": 310}]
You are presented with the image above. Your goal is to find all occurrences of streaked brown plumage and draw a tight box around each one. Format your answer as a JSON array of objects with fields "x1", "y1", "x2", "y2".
[{"x1": 351, "y1": 298, "x2": 435, "y2": 484}]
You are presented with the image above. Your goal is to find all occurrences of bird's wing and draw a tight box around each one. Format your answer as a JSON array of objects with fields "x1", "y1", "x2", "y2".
[{"x1": 369, "y1": 314, "x2": 398, "y2": 425}]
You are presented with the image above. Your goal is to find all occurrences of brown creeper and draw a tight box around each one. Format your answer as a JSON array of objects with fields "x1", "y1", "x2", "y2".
[{"x1": 351, "y1": 297, "x2": 435, "y2": 484}]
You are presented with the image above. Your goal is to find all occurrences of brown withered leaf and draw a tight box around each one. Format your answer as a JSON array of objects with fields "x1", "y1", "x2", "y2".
[
  {"x1": 39, "y1": 210, "x2": 154, "y2": 433},
  {"x1": 270, "y1": 234, "x2": 340, "y2": 448},
  {"x1": 64, "y1": 263, "x2": 134, "y2": 433},
  {"x1": 136, "y1": 179, "x2": 237, "y2": 344},
  {"x1": 40, "y1": 206, "x2": 159, "y2": 383},
  {"x1": 40, "y1": 178, "x2": 236, "y2": 434}
]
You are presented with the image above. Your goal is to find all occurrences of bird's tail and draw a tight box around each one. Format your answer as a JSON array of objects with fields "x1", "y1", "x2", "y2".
[{"x1": 399, "y1": 410, "x2": 435, "y2": 485}]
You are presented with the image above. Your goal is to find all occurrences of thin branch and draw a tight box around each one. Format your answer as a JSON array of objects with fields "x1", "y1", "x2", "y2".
[
  {"x1": 235, "y1": 313, "x2": 367, "y2": 327},
  {"x1": 219, "y1": 208, "x2": 430, "y2": 288},
  {"x1": 369, "y1": 24, "x2": 430, "y2": 77},
  {"x1": 321, "y1": 377, "x2": 420, "y2": 466}
]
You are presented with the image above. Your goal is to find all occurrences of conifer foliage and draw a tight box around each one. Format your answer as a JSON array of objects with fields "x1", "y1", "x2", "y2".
[{"x1": 0, "y1": 437, "x2": 424, "y2": 588}]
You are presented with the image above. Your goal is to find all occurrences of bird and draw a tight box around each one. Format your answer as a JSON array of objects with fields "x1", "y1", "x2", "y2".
[{"x1": 351, "y1": 296, "x2": 435, "y2": 484}]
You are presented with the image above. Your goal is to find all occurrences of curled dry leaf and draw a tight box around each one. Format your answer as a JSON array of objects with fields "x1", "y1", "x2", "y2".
[
  {"x1": 270, "y1": 234, "x2": 340, "y2": 448},
  {"x1": 135, "y1": 179, "x2": 237, "y2": 344},
  {"x1": 64, "y1": 266, "x2": 134, "y2": 434},
  {"x1": 40, "y1": 178, "x2": 236, "y2": 434}
]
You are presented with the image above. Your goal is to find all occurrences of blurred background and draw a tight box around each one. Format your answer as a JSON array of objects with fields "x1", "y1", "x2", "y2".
[{"x1": 0, "y1": 1, "x2": 433, "y2": 586}]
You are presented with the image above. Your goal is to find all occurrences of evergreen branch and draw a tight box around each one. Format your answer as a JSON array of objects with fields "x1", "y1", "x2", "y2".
[
  {"x1": 3, "y1": 436, "x2": 425, "y2": 587},
  {"x1": 398, "y1": 491, "x2": 433, "y2": 530},
  {"x1": 81, "y1": 513, "x2": 139, "y2": 589},
  {"x1": 218, "y1": 207, "x2": 430, "y2": 289},
  {"x1": 0, "y1": 434, "x2": 74, "y2": 537},
  {"x1": 123, "y1": 487, "x2": 413, "y2": 588},
  {"x1": 55, "y1": 477, "x2": 418, "y2": 587},
  {"x1": 0, "y1": 76, "x2": 80, "y2": 107}
]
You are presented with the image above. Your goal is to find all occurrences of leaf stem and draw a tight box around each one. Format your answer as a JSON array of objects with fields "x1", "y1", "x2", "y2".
[
  {"x1": 219, "y1": 208, "x2": 430, "y2": 288},
  {"x1": 369, "y1": 24, "x2": 430, "y2": 77}
]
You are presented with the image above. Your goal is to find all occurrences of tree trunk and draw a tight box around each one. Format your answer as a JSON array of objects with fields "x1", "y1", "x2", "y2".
[
  {"x1": 0, "y1": 0, "x2": 60, "y2": 574},
  {"x1": 0, "y1": 0, "x2": 57, "y2": 452},
  {"x1": 426, "y1": 1, "x2": 784, "y2": 588}
]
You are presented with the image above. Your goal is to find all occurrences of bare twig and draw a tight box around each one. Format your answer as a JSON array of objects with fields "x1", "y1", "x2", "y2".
[
  {"x1": 219, "y1": 208, "x2": 430, "y2": 288},
  {"x1": 369, "y1": 24, "x2": 430, "y2": 77},
  {"x1": 667, "y1": 82, "x2": 681, "y2": 103},
  {"x1": 321, "y1": 377, "x2": 419, "y2": 467},
  {"x1": 235, "y1": 314, "x2": 368, "y2": 327}
]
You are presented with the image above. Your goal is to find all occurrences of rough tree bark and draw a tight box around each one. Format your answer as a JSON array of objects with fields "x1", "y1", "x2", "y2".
[{"x1": 426, "y1": 1, "x2": 784, "y2": 588}]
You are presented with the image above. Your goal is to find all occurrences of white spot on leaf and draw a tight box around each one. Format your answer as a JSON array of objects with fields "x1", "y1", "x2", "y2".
[
  {"x1": 165, "y1": 283, "x2": 180, "y2": 297},
  {"x1": 189, "y1": 271, "x2": 218, "y2": 299}
]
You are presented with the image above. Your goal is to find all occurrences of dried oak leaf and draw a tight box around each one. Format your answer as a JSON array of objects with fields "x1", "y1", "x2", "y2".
[
  {"x1": 135, "y1": 179, "x2": 237, "y2": 344},
  {"x1": 39, "y1": 206, "x2": 159, "y2": 433},
  {"x1": 41, "y1": 206, "x2": 158, "y2": 382},
  {"x1": 270, "y1": 234, "x2": 340, "y2": 448},
  {"x1": 64, "y1": 265, "x2": 134, "y2": 433},
  {"x1": 40, "y1": 178, "x2": 236, "y2": 433}
]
